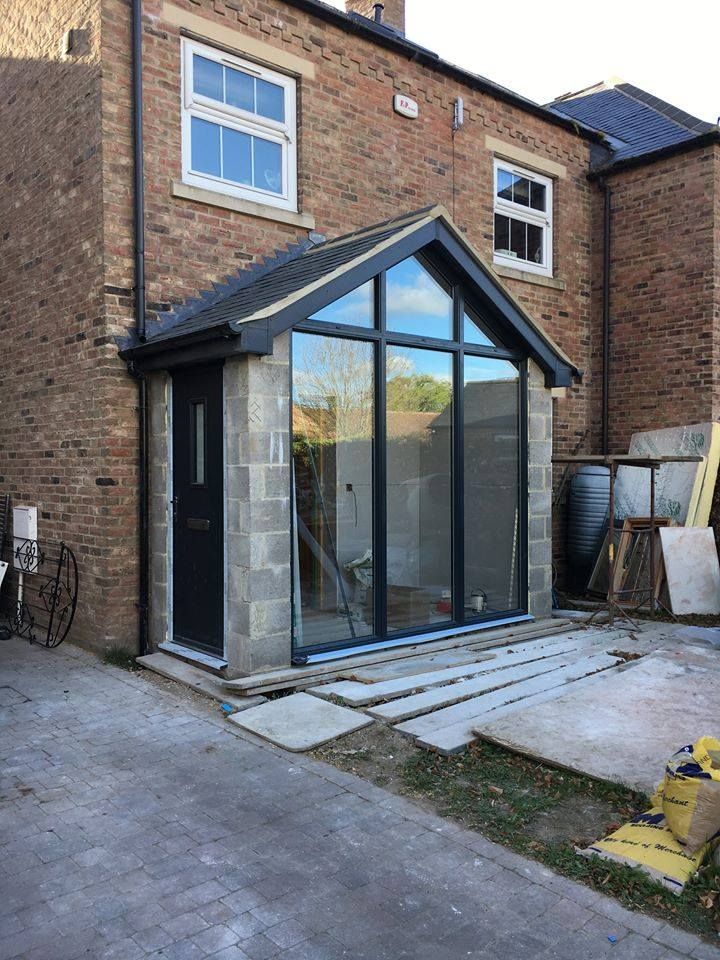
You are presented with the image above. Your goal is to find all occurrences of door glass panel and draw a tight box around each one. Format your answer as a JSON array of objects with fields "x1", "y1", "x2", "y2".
[
  {"x1": 191, "y1": 400, "x2": 206, "y2": 486},
  {"x1": 292, "y1": 332, "x2": 375, "y2": 649},
  {"x1": 386, "y1": 257, "x2": 453, "y2": 340},
  {"x1": 309, "y1": 282, "x2": 374, "y2": 328},
  {"x1": 463, "y1": 357, "x2": 520, "y2": 616},
  {"x1": 386, "y1": 346, "x2": 453, "y2": 632}
]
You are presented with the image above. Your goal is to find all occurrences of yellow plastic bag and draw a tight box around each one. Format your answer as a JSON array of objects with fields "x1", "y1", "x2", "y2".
[
  {"x1": 580, "y1": 807, "x2": 713, "y2": 894},
  {"x1": 654, "y1": 738, "x2": 720, "y2": 854}
]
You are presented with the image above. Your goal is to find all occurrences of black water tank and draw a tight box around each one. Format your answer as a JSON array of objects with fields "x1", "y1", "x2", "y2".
[{"x1": 566, "y1": 465, "x2": 610, "y2": 593}]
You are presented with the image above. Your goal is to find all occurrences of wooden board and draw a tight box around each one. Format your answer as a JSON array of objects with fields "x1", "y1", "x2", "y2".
[
  {"x1": 395, "y1": 652, "x2": 621, "y2": 752},
  {"x1": 222, "y1": 618, "x2": 571, "y2": 695}
]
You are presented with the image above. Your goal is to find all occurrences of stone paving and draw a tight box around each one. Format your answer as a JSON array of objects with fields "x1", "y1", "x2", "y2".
[{"x1": 1, "y1": 637, "x2": 719, "y2": 960}]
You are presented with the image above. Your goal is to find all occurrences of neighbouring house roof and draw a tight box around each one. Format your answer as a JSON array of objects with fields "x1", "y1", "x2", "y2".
[
  {"x1": 120, "y1": 206, "x2": 579, "y2": 388},
  {"x1": 549, "y1": 79, "x2": 719, "y2": 171}
]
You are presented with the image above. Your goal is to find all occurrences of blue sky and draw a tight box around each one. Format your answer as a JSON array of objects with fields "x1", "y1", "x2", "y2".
[{"x1": 323, "y1": 0, "x2": 719, "y2": 124}]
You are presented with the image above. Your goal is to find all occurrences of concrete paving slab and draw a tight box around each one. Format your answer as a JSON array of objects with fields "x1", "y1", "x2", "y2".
[
  {"x1": 228, "y1": 692, "x2": 373, "y2": 751},
  {"x1": 474, "y1": 650, "x2": 720, "y2": 793}
]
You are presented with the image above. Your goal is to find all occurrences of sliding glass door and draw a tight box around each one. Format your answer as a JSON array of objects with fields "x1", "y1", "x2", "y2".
[{"x1": 291, "y1": 254, "x2": 526, "y2": 654}]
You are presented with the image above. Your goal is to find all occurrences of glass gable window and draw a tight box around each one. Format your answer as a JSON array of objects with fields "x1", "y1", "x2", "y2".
[
  {"x1": 292, "y1": 254, "x2": 527, "y2": 653},
  {"x1": 493, "y1": 160, "x2": 553, "y2": 277},
  {"x1": 386, "y1": 257, "x2": 453, "y2": 340},
  {"x1": 309, "y1": 282, "x2": 374, "y2": 328},
  {"x1": 182, "y1": 40, "x2": 297, "y2": 211}
]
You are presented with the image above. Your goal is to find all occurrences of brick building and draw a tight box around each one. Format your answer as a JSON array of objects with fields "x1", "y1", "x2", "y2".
[{"x1": 1, "y1": 0, "x2": 718, "y2": 672}]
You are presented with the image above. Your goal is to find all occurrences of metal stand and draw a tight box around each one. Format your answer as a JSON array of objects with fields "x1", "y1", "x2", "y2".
[{"x1": 554, "y1": 454, "x2": 703, "y2": 626}]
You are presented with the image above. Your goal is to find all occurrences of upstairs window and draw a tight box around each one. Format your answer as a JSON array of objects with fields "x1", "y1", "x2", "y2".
[
  {"x1": 493, "y1": 160, "x2": 552, "y2": 277},
  {"x1": 182, "y1": 40, "x2": 297, "y2": 211}
]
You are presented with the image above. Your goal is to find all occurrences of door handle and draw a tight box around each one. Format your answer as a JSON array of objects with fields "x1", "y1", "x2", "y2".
[{"x1": 171, "y1": 495, "x2": 179, "y2": 522}]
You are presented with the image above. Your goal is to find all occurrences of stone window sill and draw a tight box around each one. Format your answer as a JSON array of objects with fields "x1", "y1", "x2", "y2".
[
  {"x1": 493, "y1": 264, "x2": 567, "y2": 291},
  {"x1": 172, "y1": 181, "x2": 316, "y2": 230}
]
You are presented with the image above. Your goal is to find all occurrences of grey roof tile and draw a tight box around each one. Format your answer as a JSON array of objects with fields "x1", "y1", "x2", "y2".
[{"x1": 548, "y1": 81, "x2": 716, "y2": 164}]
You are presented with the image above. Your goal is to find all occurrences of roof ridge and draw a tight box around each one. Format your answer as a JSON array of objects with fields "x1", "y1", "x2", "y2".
[{"x1": 612, "y1": 82, "x2": 714, "y2": 134}]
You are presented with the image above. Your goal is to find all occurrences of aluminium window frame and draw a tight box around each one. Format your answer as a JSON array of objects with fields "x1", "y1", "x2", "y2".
[
  {"x1": 493, "y1": 158, "x2": 553, "y2": 278},
  {"x1": 180, "y1": 38, "x2": 298, "y2": 212},
  {"x1": 290, "y1": 253, "x2": 529, "y2": 657}
]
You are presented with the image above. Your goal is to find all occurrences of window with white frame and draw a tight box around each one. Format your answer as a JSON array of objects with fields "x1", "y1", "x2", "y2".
[
  {"x1": 493, "y1": 160, "x2": 553, "y2": 277},
  {"x1": 182, "y1": 39, "x2": 297, "y2": 211}
]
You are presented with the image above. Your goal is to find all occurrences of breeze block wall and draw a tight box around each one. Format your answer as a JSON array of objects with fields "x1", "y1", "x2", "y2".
[{"x1": 0, "y1": 0, "x2": 143, "y2": 652}]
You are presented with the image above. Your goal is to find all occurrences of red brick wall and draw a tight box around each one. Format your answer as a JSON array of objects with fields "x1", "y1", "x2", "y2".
[
  {"x1": 603, "y1": 148, "x2": 717, "y2": 452},
  {"x1": 0, "y1": 0, "x2": 142, "y2": 651},
  {"x1": 345, "y1": 0, "x2": 406, "y2": 33},
  {"x1": 2, "y1": 0, "x2": 600, "y2": 650},
  {"x1": 102, "y1": 0, "x2": 597, "y2": 427}
]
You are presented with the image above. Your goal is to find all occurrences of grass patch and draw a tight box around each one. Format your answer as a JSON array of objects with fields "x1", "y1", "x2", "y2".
[
  {"x1": 101, "y1": 646, "x2": 139, "y2": 671},
  {"x1": 315, "y1": 726, "x2": 720, "y2": 940},
  {"x1": 402, "y1": 741, "x2": 720, "y2": 938}
]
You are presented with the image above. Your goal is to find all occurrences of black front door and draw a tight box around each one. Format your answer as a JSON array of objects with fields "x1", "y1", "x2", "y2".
[{"x1": 172, "y1": 364, "x2": 224, "y2": 656}]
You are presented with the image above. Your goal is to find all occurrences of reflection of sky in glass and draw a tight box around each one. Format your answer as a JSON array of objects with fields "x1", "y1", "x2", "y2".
[
  {"x1": 309, "y1": 282, "x2": 373, "y2": 328},
  {"x1": 464, "y1": 355, "x2": 518, "y2": 383},
  {"x1": 386, "y1": 258, "x2": 453, "y2": 339},
  {"x1": 387, "y1": 345, "x2": 452, "y2": 383},
  {"x1": 464, "y1": 311, "x2": 497, "y2": 348}
]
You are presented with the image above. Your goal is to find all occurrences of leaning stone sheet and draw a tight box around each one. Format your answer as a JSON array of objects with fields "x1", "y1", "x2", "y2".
[
  {"x1": 660, "y1": 527, "x2": 720, "y2": 615},
  {"x1": 614, "y1": 421, "x2": 720, "y2": 525},
  {"x1": 473, "y1": 651, "x2": 720, "y2": 794}
]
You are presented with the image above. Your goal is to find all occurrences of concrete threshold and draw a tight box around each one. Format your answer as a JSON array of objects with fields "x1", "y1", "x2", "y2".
[{"x1": 137, "y1": 652, "x2": 267, "y2": 711}]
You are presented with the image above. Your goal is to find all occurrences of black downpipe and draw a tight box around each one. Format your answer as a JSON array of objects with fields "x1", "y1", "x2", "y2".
[
  {"x1": 131, "y1": 0, "x2": 149, "y2": 656},
  {"x1": 601, "y1": 179, "x2": 611, "y2": 455}
]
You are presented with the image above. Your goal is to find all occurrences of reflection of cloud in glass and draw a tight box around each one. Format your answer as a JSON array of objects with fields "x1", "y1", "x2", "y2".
[
  {"x1": 309, "y1": 282, "x2": 373, "y2": 328},
  {"x1": 387, "y1": 269, "x2": 449, "y2": 318},
  {"x1": 387, "y1": 345, "x2": 450, "y2": 384},
  {"x1": 464, "y1": 357, "x2": 518, "y2": 383},
  {"x1": 386, "y1": 257, "x2": 453, "y2": 339}
]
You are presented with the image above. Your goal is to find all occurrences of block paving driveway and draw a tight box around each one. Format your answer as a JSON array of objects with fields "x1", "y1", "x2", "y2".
[{"x1": 1, "y1": 637, "x2": 718, "y2": 960}]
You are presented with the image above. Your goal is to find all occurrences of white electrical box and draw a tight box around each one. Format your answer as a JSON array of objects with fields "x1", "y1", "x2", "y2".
[{"x1": 13, "y1": 505, "x2": 39, "y2": 572}]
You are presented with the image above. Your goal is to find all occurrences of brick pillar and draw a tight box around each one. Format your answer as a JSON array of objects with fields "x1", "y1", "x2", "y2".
[
  {"x1": 345, "y1": 0, "x2": 405, "y2": 34},
  {"x1": 224, "y1": 334, "x2": 292, "y2": 676}
]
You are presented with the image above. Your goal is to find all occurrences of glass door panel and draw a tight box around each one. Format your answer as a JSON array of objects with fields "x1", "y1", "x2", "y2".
[
  {"x1": 463, "y1": 356, "x2": 521, "y2": 616},
  {"x1": 385, "y1": 346, "x2": 453, "y2": 632},
  {"x1": 292, "y1": 332, "x2": 375, "y2": 649}
]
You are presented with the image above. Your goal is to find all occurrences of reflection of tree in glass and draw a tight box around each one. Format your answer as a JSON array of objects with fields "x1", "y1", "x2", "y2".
[
  {"x1": 294, "y1": 336, "x2": 378, "y2": 441},
  {"x1": 386, "y1": 374, "x2": 452, "y2": 413}
]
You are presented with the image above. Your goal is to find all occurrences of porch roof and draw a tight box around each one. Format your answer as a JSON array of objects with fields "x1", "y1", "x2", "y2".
[{"x1": 120, "y1": 206, "x2": 579, "y2": 387}]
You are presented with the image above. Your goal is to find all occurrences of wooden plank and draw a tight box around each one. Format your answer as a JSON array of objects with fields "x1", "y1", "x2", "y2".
[
  {"x1": 366, "y1": 646, "x2": 588, "y2": 722},
  {"x1": 308, "y1": 631, "x2": 600, "y2": 707},
  {"x1": 222, "y1": 618, "x2": 571, "y2": 694},
  {"x1": 396, "y1": 652, "x2": 621, "y2": 749}
]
